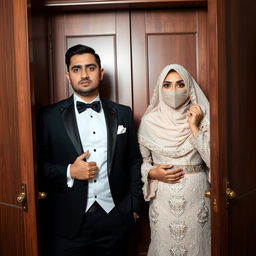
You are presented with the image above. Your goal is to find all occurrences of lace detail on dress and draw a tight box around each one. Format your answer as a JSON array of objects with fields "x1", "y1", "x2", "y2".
[
  {"x1": 197, "y1": 201, "x2": 209, "y2": 226},
  {"x1": 169, "y1": 178, "x2": 186, "y2": 194},
  {"x1": 170, "y1": 244, "x2": 188, "y2": 256},
  {"x1": 138, "y1": 135, "x2": 194, "y2": 158},
  {"x1": 169, "y1": 195, "x2": 186, "y2": 217},
  {"x1": 150, "y1": 205, "x2": 159, "y2": 223},
  {"x1": 169, "y1": 220, "x2": 187, "y2": 243}
]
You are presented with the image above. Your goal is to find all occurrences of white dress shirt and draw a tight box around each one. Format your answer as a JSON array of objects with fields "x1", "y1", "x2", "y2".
[{"x1": 67, "y1": 93, "x2": 115, "y2": 213}]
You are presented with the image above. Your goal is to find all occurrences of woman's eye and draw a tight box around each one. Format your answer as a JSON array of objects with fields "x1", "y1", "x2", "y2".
[
  {"x1": 177, "y1": 83, "x2": 185, "y2": 88},
  {"x1": 163, "y1": 83, "x2": 170, "y2": 88}
]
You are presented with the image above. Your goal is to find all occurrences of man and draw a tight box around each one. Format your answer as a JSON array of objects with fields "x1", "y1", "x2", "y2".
[{"x1": 38, "y1": 44, "x2": 143, "y2": 256}]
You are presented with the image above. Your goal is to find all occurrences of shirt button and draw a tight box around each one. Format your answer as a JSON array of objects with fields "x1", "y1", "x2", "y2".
[
  {"x1": 93, "y1": 131, "x2": 96, "y2": 134},
  {"x1": 93, "y1": 149, "x2": 96, "y2": 152},
  {"x1": 94, "y1": 180, "x2": 96, "y2": 183},
  {"x1": 90, "y1": 115, "x2": 93, "y2": 118},
  {"x1": 95, "y1": 195, "x2": 97, "y2": 198}
]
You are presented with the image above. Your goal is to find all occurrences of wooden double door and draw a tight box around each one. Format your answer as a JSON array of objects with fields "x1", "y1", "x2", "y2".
[{"x1": 50, "y1": 9, "x2": 208, "y2": 124}]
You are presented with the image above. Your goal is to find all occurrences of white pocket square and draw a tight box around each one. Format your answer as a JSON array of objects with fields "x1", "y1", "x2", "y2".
[{"x1": 117, "y1": 125, "x2": 127, "y2": 135}]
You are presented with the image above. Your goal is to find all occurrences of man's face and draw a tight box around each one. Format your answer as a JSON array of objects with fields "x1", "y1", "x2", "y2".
[{"x1": 66, "y1": 53, "x2": 104, "y2": 98}]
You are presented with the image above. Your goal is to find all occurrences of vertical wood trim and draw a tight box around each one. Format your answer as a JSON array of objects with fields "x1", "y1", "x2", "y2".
[
  {"x1": 131, "y1": 11, "x2": 149, "y2": 124},
  {"x1": 52, "y1": 14, "x2": 67, "y2": 102},
  {"x1": 12, "y1": 0, "x2": 38, "y2": 255},
  {"x1": 208, "y1": 0, "x2": 228, "y2": 255},
  {"x1": 197, "y1": 9, "x2": 208, "y2": 97},
  {"x1": 116, "y1": 12, "x2": 133, "y2": 107}
]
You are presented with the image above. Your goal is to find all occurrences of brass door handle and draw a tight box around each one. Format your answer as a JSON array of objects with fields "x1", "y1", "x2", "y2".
[
  {"x1": 17, "y1": 192, "x2": 26, "y2": 203},
  {"x1": 205, "y1": 190, "x2": 211, "y2": 198},
  {"x1": 226, "y1": 188, "x2": 237, "y2": 199},
  {"x1": 16, "y1": 183, "x2": 28, "y2": 211},
  {"x1": 38, "y1": 192, "x2": 47, "y2": 200}
]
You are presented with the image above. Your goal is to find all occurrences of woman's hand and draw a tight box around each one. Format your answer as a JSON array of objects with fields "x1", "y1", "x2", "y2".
[
  {"x1": 187, "y1": 104, "x2": 204, "y2": 135},
  {"x1": 148, "y1": 165, "x2": 184, "y2": 184}
]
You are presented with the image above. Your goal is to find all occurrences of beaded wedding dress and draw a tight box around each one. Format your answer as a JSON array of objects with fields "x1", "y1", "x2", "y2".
[{"x1": 139, "y1": 131, "x2": 211, "y2": 256}]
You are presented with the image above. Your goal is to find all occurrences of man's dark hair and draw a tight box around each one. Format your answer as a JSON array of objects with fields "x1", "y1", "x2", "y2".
[{"x1": 65, "y1": 44, "x2": 101, "y2": 70}]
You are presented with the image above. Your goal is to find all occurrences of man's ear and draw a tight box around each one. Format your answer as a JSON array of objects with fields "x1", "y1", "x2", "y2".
[
  {"x1": 100, "y1": 68, "x2": 104, "y2": 81},
  {"x1": 65, "y1": 72, "x2": 71, "y2": 83}
]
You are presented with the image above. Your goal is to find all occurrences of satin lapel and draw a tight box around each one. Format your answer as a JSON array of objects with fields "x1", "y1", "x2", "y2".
[
  {"x1": 61, "y1": 98, "x2": 83, "y2": 156},
  {"x1": 102, "y1": 100, "x2": 117, "y2": 176}
]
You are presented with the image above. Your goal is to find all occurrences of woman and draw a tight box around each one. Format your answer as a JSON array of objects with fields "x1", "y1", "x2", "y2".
[{"x1": 138, "y1": 64, "x2": 211, "y2": 256}]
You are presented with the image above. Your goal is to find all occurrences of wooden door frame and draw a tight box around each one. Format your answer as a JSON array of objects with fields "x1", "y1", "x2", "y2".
[
  {"x1": 14, "y1": 0, "x2": 38, "y2": 255},
  {"x1": 208, "y1": 0, "x2": 228, "y2": 255},
  {"x1": 43, "y1": 0, "x2": 227, "y2": 255}
]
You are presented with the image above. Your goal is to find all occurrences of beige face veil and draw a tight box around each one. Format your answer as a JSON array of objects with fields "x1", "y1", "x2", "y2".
[{"x1": 138, "y1": 64, "x2": 210, "y2": 158}]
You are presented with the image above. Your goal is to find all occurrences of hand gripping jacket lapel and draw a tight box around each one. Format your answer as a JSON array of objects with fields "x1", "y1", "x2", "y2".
[{"x1": 61, "y1": 97, "x2": 118, "y2": 177}]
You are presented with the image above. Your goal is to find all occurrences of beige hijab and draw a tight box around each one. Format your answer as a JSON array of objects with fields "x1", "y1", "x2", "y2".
[{"x1": 138, "y1": 64, "x2": 209, "y2": 158}]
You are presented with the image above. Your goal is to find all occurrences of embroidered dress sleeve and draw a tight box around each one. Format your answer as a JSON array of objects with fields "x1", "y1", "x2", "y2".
[
  {"x1": 139, "y1": 143, "x2": 158, "y2": 201},
  {"x1": 190, "y1": 130, "x2": 210, "y2": 168},
  {"x1": 190, "y1": 130, "x2": 211, "y2": 182}
]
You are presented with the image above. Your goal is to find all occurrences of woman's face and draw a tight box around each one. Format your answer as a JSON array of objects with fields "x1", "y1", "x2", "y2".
[{"x1": 162, "y1": 71, "x2": 187, "y2": 91}]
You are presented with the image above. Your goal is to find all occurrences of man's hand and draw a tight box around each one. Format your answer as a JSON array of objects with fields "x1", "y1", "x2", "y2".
[
  {"x1": 70, "y1": 151, "x2": 98, "y2": 180},
  {"x1": 148, "y1": 165, "x2": 184, "y2": 184}
]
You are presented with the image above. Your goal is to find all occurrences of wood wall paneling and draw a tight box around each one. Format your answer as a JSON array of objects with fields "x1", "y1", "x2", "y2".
[
  {"x1": 52, "y1": 14, "x2": 67, "y2": 101},
  {"x1": 147, "y1": 34, "x2": 197, "y2": 95},
  {"x1": 30, "y1": 3, "x2": 52, "y2": 110},
  {"x1": 131, "y1": 9, "x2": 208, "y2": 124},
  {"x1": 51, "y1": 12, "x2": 132, "y2": 107},
  {"x1": 67, "y1": 36, "x2": 117, "y2": 101},
  {"x1": 49, "y1": 9, "x2": 208, "y2": 254}
]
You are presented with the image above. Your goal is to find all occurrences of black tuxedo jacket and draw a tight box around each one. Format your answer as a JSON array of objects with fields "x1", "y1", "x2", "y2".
[{"x1": 37, "y1": 96, "x2": 143, "y2": 238}]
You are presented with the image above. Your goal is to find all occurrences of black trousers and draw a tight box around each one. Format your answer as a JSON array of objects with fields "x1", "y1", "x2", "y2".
[{"x1": 52, "y1": 203, "x2": 133, "y2": 256}]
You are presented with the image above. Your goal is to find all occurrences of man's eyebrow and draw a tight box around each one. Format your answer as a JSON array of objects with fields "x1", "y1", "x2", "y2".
[
  {"x1": 71, "y1": 64, "x2": 97, "y2": 69},
  {"x1": 85, "y1": 64, "x2": 96, "y2": 67},
  {"x1": 71, "y1": 65, "x2": 82, "y2": 69}
]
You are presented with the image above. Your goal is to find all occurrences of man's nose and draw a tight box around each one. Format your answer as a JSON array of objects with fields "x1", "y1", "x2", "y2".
[{"x1": 81, "y1": 68, "x2": 89, "y2": 78}]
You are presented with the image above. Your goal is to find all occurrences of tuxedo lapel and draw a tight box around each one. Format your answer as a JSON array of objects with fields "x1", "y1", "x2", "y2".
[
  {"x1": 102, "y1": 100, "x2": 117, "y2": 176},
  {"x1": 61, "y1": 97, "x2": 83, "y2": 156}
]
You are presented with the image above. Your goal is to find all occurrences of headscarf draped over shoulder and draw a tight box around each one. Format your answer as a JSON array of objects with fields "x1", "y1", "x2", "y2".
[{"x1": 138, "y1": 64, "x2": 209, "y2": 158}]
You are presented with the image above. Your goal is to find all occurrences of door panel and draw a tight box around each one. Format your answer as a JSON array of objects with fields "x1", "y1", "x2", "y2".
[
  {"x1": 147, "y1": 33, "x2": 197, "y2": 96},
  {"x1": 130, "y1": 9, "x2": 208, "y2": 254},
  {"x1": 225, "y1": 0, "x2": 256, "y2": 254},
  {"x1": 131, "y1": 9, "x2": 208, "y2": 123},
  {"x1": 0, "y1": 0, "x2": 38, "y2": 255},
  {"x1": 208, "y1": 0, "x2": 256, "y2": 255},
  {"x1": 0, "y1": 205, "x2": 26, "y2": 256},
  {"x1": 51, "y1": 11, "x2": 133, "y2": 107}
]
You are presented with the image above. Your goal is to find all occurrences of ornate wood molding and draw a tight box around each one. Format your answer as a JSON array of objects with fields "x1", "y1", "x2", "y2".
[{"x1": 44, "y1": 0, "x2": 207, "y2": 10}]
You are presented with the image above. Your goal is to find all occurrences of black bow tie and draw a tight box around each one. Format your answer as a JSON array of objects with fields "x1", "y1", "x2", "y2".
[{"x1": 76, "y1": 101, "x2": 101, "y2": 113}]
